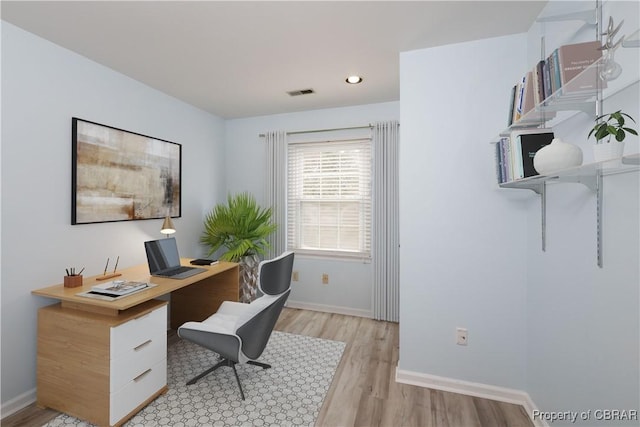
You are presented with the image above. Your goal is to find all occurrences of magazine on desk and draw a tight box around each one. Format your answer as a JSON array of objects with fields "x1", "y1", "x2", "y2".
[{"x1": 77, "y1": 280, "x2": 157, "y2": 301}]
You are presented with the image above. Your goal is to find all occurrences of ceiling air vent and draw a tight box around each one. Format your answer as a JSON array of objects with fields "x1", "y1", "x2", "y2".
[{"x1": 287, "y1": 88, "x2": 315, "y2": 97}]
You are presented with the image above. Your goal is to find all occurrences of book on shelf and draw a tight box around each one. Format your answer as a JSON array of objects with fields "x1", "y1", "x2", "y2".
[
  {"x1": 521, "y1": 71, "x2": 535, "y2": 117},
  {"x1": 495, "y1": 130, "x2": 554, "y2": 183},
  {"x1": 511, "y1": 129, "x2": 555, "y2": 179},
  {"x1": 495, "y1": 137, "x2": 512, "y2": 183},
  {"x1": 541, "y1": 40, "x2": 605, "y2": 99},
  {"x1": 507, "y1": 39, "x2": 602, "y2": 126},
  {"x1": 543, "y1": 59, "x2": 552, "y2": 100},
  {"x1": 510, "y1": 68, "x2": 554, "y2": 126},
  {"x1": 507, "y1": 85, "x2": 517, "y2": 126},
  {"x1": 533, "y1": 60, "x2": 546, "y2": 104},
  {"x1": 557, "y1": 40, "x2": 605, "y2": 94},
  {"x1": 512, "y1": 75, "x2": 526, "y2": 123},
  {"x1": 512, "y1": 72, "x2": 538, "y2": 125},
  {"x1": 551, "y1": 49, "x2": 561, "y2": 95}
]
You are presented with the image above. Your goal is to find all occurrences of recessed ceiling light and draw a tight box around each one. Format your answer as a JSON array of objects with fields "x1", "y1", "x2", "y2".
[{"x1": 346, "y1": 75, "x2": 363, "y2": 84}]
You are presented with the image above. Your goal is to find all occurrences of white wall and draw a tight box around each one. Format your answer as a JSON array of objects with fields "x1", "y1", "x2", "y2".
[
  {"x1": 224, "y1": 103, "x2": 399, "y2": 316},
  {"x1": 523, "y1": 1, "x2": 640, "y2": 422},
  {"x1": 399, "y1": 1, "x2": 640, "y2": 420},
  {"x1": 526, "y1": 85, "x2": 640, "y2": 426},
  {"x1": 398, "y1": 33, "x2": 529, "y2": 390},
  {"x1": 1, "y1": 22, "x2": 226, "y2": 410}
]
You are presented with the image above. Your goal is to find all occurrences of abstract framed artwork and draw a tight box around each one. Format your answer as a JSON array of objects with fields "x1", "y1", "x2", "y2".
[{"x1": 72, "y1": 118, "x2": 181, "y2": 225}]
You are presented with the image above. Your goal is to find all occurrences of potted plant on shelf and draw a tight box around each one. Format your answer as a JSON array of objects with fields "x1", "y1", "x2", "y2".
[
  {"x1": 201, "y1": 192, "x2": 277, "y2": 303},
  {"x1": 589, "y1": 110, "x2": 637, "y2": 162}
]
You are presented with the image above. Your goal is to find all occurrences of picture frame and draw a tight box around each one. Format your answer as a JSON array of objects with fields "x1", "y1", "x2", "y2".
[{"x1": 72, "y1": 118, "x2": 181, "y2": 225}]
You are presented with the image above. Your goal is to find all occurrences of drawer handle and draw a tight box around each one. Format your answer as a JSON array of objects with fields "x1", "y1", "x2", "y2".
[
  {"x1": 134, "y1": 313, "x2": 151, "y2": 321},
  {"x1": 134, "y1": 339, "x2": 152, "y2": 351},
  {"x1": 133, "y1": 368, "x2": 152, "y2": 382}
]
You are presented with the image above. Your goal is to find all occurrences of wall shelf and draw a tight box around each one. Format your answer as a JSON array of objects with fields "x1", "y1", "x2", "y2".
[
  {"x1": 496, "y1": 56, "x2": 604, "y2": 139},
  {"x1": 493, "y1": 0, "x2": 640, "y2": 267},
  {"x1": 499, "y1": 154, "x2": 639, "y2": 192},
  {"x1": 499, "y1": 154, "x2": 639, "y2": 267}
]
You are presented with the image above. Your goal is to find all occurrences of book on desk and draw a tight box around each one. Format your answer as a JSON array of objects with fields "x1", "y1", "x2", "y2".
[{"x1": 77, "y1": 280, "x2": 155, "y2": 300}]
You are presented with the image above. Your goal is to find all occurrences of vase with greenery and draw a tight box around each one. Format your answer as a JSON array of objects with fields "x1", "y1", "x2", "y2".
[
  {"x1": 589, "y1": 110, "x2": 637, "y2": 162},
  {"x1": 589, "y1": 110, "x2": 637, "y2": 143},
  {"x1": 201, "y1": 192, "x2": 277, "y2": 302}
]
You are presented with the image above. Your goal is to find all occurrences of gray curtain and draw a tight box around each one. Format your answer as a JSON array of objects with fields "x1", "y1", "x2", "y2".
[
  {"x1": 372, "y1": 121, "x2": 400, "y2": 322},
  {"x1": 265, "y1": 130, "x2": 287, "y2": 259}
]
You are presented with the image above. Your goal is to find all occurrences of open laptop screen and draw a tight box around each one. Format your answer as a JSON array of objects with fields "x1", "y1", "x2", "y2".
[{"x1": 145, "y1": 237, "x2": 181, "y2": 274}]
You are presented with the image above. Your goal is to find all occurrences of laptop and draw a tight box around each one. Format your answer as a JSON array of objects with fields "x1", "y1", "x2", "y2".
[{"x1": 144, "y1": 237, "x2": 206, "y2": 279}]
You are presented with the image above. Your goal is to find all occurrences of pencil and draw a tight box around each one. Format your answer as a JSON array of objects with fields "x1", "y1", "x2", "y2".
[
  {"x1": 114, "y1": 256, "x2": 120, "y2": 273},
  {"x1": 103, "y1": 258, "x2": 109, "y2": 276}
]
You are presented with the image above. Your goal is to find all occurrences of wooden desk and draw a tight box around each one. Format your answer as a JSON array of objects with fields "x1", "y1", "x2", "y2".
[
  {"x1": 32, "y1": 258, "x2": 239, "y2": 329},
  {"x1": 32, "y1": 259, "x2": 239, "y2": 426}
]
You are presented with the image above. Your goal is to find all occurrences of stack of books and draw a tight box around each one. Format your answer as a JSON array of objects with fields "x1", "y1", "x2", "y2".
[
  {"x1": 90, "y1": 280, "x2": 149, "y2": 297},
  {"x1": 496, "y1": 129, "x2": 554, "y2": 183},
  {"x1": 508, "y1": 40, "x2": 603, "y2": 126}
]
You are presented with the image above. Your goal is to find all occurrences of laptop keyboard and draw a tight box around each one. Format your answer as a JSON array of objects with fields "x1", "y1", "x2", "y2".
[{"x1": 164, "y1": 266, "x2": 194, "y2": 276}]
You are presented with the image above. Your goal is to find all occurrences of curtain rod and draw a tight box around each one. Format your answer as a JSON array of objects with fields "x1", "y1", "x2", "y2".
[
  {"x1": 259, "y1": 124, "x2": 372, "y2": 138},
  {"x1": 288, "y1": 137, "x2": 372, "y2": 145}
]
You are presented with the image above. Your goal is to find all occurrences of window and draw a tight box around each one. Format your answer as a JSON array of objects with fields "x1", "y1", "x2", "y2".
[{"x1": 287, "y1": 139, "x2": 372, "y2": 259}]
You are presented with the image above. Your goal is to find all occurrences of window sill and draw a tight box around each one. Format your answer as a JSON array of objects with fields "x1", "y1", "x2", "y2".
[{"x1": 292, "y1": 250, "x2": 372, "y2": 264}]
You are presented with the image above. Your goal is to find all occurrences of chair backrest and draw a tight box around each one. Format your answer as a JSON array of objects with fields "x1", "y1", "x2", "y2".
[
  {"x1": 237, "y1": 251, "x2": 294, "y2": 360},
  {"x1": 237, "y1": 290, "x2": 290, "y2": 359},
  {"x1": 258, "y1": 251, "x2": 294, "y2": 295}
]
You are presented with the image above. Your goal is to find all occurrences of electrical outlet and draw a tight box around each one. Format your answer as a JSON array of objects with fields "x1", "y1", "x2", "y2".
[
  {"x1": 292, "y1": 271, "x2": 299, "y2": 281},
  {"x1": 322, "y1": 273, "x2": 329, "y2": 284},
  {"x1": 456, "y1": 328, "x2": 468, "y2": 346}
]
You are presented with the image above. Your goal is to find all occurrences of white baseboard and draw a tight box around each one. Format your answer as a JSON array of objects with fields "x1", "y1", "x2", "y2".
[
  {"x1": 285, "y1": 300, "x2": 372, "y2": 318},
  {"x1": 1, "y1": 388, "x2": 36, "y2": 419},
  {"x1": 395, "y1": 368, "x2": 548, "y2": 427}
]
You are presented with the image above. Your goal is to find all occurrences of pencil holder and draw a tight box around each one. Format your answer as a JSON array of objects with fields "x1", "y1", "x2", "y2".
[{"x1": 64, "y1": 275, "x2": 83, "y2": 288}]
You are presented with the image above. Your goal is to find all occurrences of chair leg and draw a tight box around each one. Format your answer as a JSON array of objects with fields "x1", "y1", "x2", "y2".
[
  {"x1": 186, "y1": 359, "x2": 227, "y2": 385},
  {"x1": 186, "y1": 358, "x2": 271, "y2": 400},
  {"x1": 230, "y1": 363, "x2": 246, "y2": 400},
  {"x1": 186, "y1": 358, "x2": 247, "y2": 400},
  {"x1": 247, "y1": 360, "x2": 271, "y2": 369}
]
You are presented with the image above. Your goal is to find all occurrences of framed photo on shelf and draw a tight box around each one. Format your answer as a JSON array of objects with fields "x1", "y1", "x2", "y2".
[{"x1": 71, "y1": 118, "x2": 181, "y2": 225}]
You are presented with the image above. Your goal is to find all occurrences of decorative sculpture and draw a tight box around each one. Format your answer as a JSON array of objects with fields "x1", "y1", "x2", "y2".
[{"x1": 599, "y1": 17, "x2": 625, "y2": 81}]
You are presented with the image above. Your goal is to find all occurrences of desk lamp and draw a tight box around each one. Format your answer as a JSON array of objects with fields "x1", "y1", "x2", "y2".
[{"x1": 161, "y1": 216, "x2": 176, "y2": 237}]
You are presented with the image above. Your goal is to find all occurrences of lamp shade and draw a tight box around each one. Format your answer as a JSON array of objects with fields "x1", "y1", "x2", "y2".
[{"x1": 161, "y1": 216, "x2": 176, "y2": 235}]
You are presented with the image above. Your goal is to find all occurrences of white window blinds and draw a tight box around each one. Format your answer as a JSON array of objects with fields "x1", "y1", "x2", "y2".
[{"x1": 287, "y1": 139, "x2": 372, "y2": 259}]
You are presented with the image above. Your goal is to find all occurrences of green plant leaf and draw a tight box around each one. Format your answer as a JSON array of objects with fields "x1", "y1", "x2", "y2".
[
  {"x1": 610, "y1": 110, "x2": 622, "y2": 121},
  {"x1": 201, "y1": 192, "x2": 277, "y2": 262},
  {"x1": 594, "y1": 126, "x2": 610, "y2": 140},
  {"x1": 590, "y1": 111, "x2": 637, "y2": 142}
]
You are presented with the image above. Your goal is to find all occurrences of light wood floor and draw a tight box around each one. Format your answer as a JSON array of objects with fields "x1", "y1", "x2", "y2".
[{"x1": 2, "y1": 308, "x2": 533, "y2": 427}]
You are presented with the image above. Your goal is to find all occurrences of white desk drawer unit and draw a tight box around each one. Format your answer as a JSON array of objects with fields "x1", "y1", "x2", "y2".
[
  {"x1": 111, "y1": 358, "x2": 167, "y2": 425},
  {"x1": 111, "y1": 305, "x2": 166, "y2": 359},
  {"x1": 110, "y1": 329, "x2": 166, "y2": 393},
  {"x1": 110, "y1": 304, "x2": 167, "y2": 425},
  {"x1": 36, "y1": 299, "x2": 169, "y2": 427}
]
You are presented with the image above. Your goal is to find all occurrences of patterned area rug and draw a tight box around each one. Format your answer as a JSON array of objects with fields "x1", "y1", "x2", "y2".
[{"x1": 45, "y1": 331, "x2": 346, "y2": 427}]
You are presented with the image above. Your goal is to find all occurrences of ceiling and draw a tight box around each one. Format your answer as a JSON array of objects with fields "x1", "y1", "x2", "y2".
[{"x1": 1, "y1": 1, "x2": 547, "y2": 119}]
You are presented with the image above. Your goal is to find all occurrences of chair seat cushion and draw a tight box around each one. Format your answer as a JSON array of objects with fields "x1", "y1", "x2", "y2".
[
  {"x1": 216, "y1": 301, "x2": 250, "y2": 316},
  {"x1": 180, "y1": 294, "x2": 280, "y2": 336},
  {"x1": 180, "y1": 312, "x2": 237, "y2": 335},
  {"x1": 235, "y1": 295, "x2": 279, "y2": 328}
]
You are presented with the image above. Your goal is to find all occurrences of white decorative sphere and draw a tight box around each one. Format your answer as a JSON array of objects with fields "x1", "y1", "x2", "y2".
[{"x1": 533, "y1": 138, "x2": 583, "y2": 175}]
